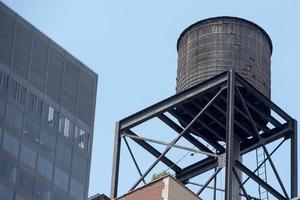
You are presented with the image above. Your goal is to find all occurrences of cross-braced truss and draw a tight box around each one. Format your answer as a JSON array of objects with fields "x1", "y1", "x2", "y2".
[{"x1": 110, "y1": 70, "x2": 298, "y2": 200}]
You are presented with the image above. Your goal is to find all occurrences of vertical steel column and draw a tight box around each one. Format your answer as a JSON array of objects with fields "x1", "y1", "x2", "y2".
[
  {"x1": 291, "y1": 120, "x2": 298, "y2": 198},
  {"x1": 111, "y1": 121, "x2": 121, "y2": 199},
  {"x1": 225, "y1": 70, "x2": 235, "y2": 200},
  {"x1": 213, "y1": 168, "x2": 217, "y2": 200}
]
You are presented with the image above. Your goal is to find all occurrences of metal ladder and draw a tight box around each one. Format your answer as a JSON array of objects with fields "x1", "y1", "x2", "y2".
[{"x1": 256, "y1": 147, "x2": 269, "y2": 200}]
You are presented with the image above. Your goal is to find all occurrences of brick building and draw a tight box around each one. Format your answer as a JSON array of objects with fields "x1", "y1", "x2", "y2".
[{"x1": 114, "y1": 175, "x2": 201, "y2": 200}]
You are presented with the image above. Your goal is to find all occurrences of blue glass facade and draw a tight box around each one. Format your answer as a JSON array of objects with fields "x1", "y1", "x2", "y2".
[{"x1": 0, "y1": 2, "x2": 98, "y2": 200}]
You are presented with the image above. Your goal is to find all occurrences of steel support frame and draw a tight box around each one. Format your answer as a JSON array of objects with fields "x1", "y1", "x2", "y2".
[
  {"x1": 129, "y1": 87, "x2": 224, "y2": 191},
  {"x1": 235, "y1": 161, "x2": 286, "y2": 200},
  {"x1": 291, "y1": 120, "x2": 298, "y2": 198},
  {"x1": 110, "y1": 122, "x2": 121, "y2": 198},
  {"x1": 225, "y1": 70, "x2": 236, "y2": 200},
  {"x1": 123, "y1": 137, "x2": 146, "y2": 184},
  {"x1": 237, "y1": 85, "x2": 289, "y2": 198},
  {"x1": 110, "y1": 71, "x2": 298, "y2": 199}
]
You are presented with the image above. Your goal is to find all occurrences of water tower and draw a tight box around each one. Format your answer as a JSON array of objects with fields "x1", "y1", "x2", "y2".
[{"x1": 110, "y1": 17, "x2": 298, "y2": 200}]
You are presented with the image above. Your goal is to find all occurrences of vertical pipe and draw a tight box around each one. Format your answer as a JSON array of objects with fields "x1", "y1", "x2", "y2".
[
  {"x1": 291, "y1": 120, "x2": 298, "y2": 198},
  {"x1": 225, "y1": 70, "x2": 235, "y2": 200},
  {"x1": 111, "y1": 121, "x2": 121, "y2": 199}
]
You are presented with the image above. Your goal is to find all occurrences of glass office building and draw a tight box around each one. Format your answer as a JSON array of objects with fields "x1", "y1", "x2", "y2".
[{"x1": 0, "y1": 2, "x2": 98, "y2": 200}]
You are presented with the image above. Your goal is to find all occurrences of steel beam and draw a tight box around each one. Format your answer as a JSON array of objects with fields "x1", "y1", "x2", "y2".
[
  {"x1": 119, "y1": 72, "x2": 227, "y2": 131},
  {"x1": 220, "y1": 94, "x2": 270, "y2": 134},
  {"x1": 123, "y1": 137, "x2": 146, "y2": 184},
  {"x1": 263, "y1": 143, "x2": 289, "y2": 198},
  {"x1": 291, "y1": 120, "x2": 298, "y2": 198},
  {"x1": 236, "y1": 87, "x2": 264, "y2": 137},
  {"x1": 157, "y1": 113, "x2": 213, "y2": 153},
  {"x1": 233, "y1": 168, "x2": 250, "y2": 200},
  {"x1": 169, "y1": 109, "x2": 225, "y2": 153},
  {"x1": 237, "y1": 87, "x2": 289, "y2": 198},
  {"x1": 225, "y1": 70, "x2": 235, "y2": 200},
  {"x1": 111, "y1": 122, "x2": 121, "y2": 198},
  {"x1": 191, "y1": 101, "x2": 227, "y2": 134},
  {"x1": 176, "y1": 157, "x2": 218, "y2": 182},
  {"x1": 188, "y1": 181, "x2": 261, "y2": 200},
  {"x1": 242, "y1": 96, "x2": 282, "y2": 127},
  {"x1": 123, "y1": 133, "x2": 220, "y2": 158},
  {"x1": 181, "y1": 106, "x2": 226, "y2": 141},
  {"x1": 125, "y1": 130, "x2": 181, "y2": 173},
  {"x1": 235, "y1": 73, "x2": 293, "y2": 123},
  {"x1": 205, "y1": 95, "x2": 257, "y2": 139},
  {"x1": 187, "y1": 181, "x2": 225, "y2": 193},
  {"x1": 129, "y1": 88, "x2": 223, "y2": 191},
  {"x1": 213, "y1": 166, "x2": 217, "y2": 200},
  {"x1": 242, "y1": 139, "x2": 285, "y2": 188},
  {"x1": 240, "y1": 124, "x2": 290, "y2": 155},
  {"x1": 197, "y1": 168, "x2": 222, "y2": 195},
  {"x1": 235, "y1": 161, "x2": 286, "y2": 200}
]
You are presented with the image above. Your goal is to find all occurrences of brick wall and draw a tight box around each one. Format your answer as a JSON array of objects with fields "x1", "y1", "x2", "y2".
[
  {"x1": 166, "y1": 177, "x2": 201, "y2": 200},
  {"x1": 116, "y1": 176, "x2": 201, "y2": 200},
  {"x1": 117, "y1": 179, "x2": 164, "y2": 200}
]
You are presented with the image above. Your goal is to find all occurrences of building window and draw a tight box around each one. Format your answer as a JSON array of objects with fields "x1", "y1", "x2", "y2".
[
  {"x1": 9, "y1": 78, "x2": 27, "y2": 105},
  {"x1": 70, "y1": 178, "x2": 84, "y2": 200},
  {"x1": 17, "y1": 168, "x2": 35, "y2": 195},
  {"x1": 15, "y1": 194, "x2": 26, "y2": 200},
  {"x1": 54, "y1": 167, "x2": 69, "y2": 192},
  {"x1": 28, "y1": 92, "x2": 43, "y2": 117},
  {"x1": 0, "y1": 72, "x2": 4, "y2": 90},
  {"x1": 0, "y1": 156, "x2": 17, "y2": 183},
  {"x1": 59, "y1": 117, "x2": 63, "y2": 133},
  {"x1": 63, "y1": 118, "x2": 70, "y2": 137},
  {"x1": 56, "y1": 141, "x2": 71, "y2": 169},
  {"x1": 0, "y1": 183, "x2": 13, "y2": 200},
  {"x1": 46, "y1": 105, "x2": 59, "y2": 128},
  {"x1": 75, "y1": 126, "x2": 89, "y2": 151},
  {"x1": 23, "y1": 119, "x2": 40, "y2": 142},
  {"x1": 59, "y1": 116, "x2": 72, "y2": 138},
  {"x1": 39, "y1": 129, "x2": 56, "y2": 158},
  {"x1": 72, "y1": 153, "x2": 87, "y2": 182},
  {"x1": 0, "y1": 98, "x2": 5, "y2": 117},
  {"x1": 0, "y1": 71, "x2": 8, "y2": 92},
  {"x1": 48, "y1": 106, "x2": 54, "y2": 125},
  {"x1": 2, "y1": 131, "x2": 20, "y2": 158},
  {"x1": 5, "y1": 104, "x2": 23, "y2": 131},
  {"x1": 20, "y1": 143, "x2": 37, "y2": 169},
  {"x1": 53, "y1": 186, "x2": 68, "y2": 200},
  {"x1": 19, "y1": 85, "x2": 27, "y2": 105},
  {"x1": 34, "y1": 179, "x2": 51, "y2": 200},
  {"x1": 37, "y1": 155, "x2": 53, "y2": 181}
]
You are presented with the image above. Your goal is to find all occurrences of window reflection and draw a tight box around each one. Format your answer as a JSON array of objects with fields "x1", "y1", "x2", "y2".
[
  {"x1": 23, "y1": 119, "x2": 40, "y2": 142},
  {"x1": 2, "y1": 131, "x2": 19, "y2": 158},
  {"x1": 0, "y1": 156, "x2": 17, "y2": 183},
  {"x1": 56, "y1": 141, "x2": 71, "y2": 169},
  {"x1": 20, "y1": 143, "x2": 37, "y2": 169},
  {"x1": 39, "y1": 129, "x2": 56, "y2": 158},
  {"x1": 54, "y1": 167, "x2": 69, "y2": 192},
  {"x1": 59, "y1": 116, "x2": 72, "y2": 138},
  {"x1": 0, "y1": 183, "x2": 13, "y2": 199},
  {"x1": 37, "y1": 155, "x2": 53, "y2": 181},
  {"x1": 75, "y1": 126, "x2": 89, "y2": 151},
  {"x1": 46, "y1": 105, "x2": 59, "y2": 129},
  {"x1": 5, "y1": 104, "x2": 23, "y2": 131}
]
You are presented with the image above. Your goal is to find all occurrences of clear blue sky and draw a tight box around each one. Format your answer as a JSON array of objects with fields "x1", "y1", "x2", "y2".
[{"x1": 3, "y1": 0, "x2": 300, "y2": 199}]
